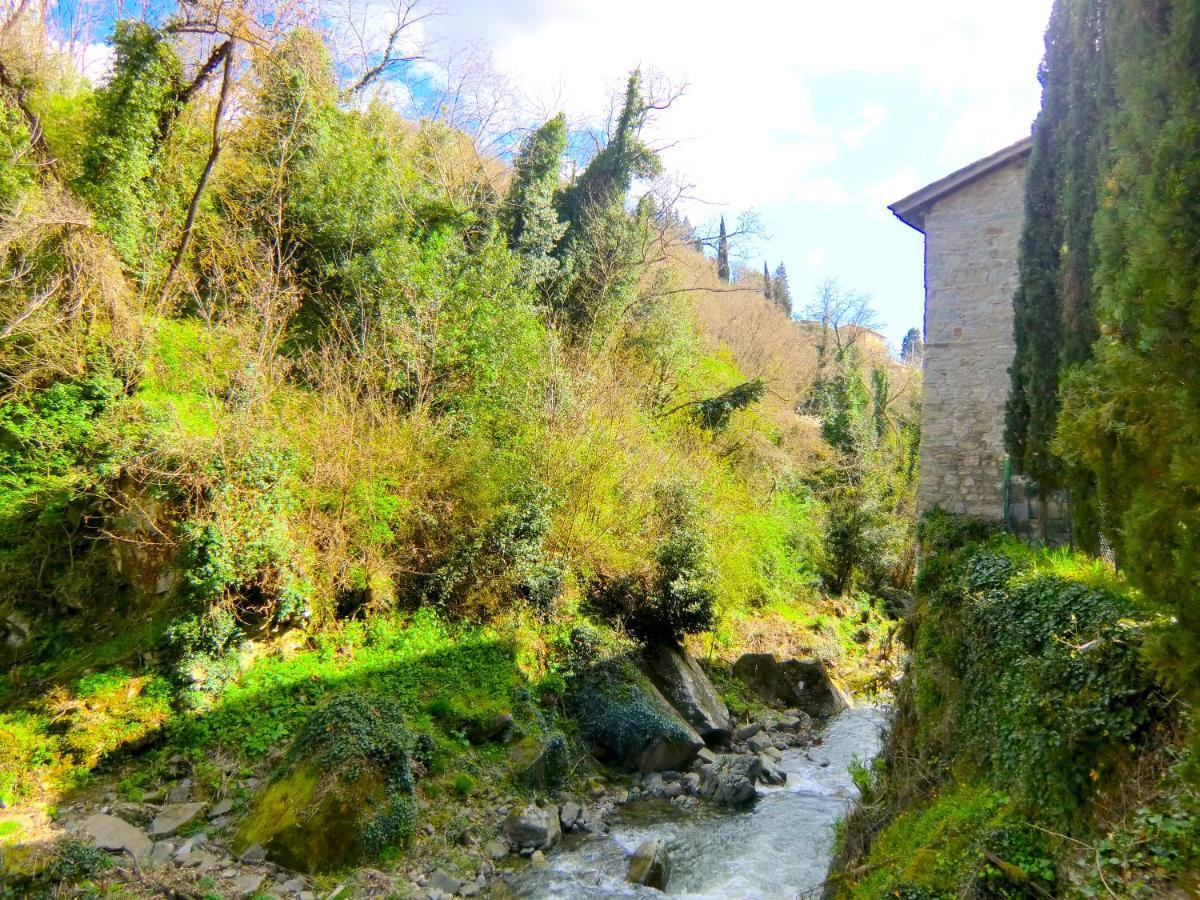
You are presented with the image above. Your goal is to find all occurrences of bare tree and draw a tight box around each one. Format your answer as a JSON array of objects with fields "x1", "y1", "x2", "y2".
[{"x1": 803, "y1": 276, "x2": 880, "y2": 364}]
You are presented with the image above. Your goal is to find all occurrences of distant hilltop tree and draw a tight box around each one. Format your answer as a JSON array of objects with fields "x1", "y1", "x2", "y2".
[
  {"x1": 901, "y1": 327, "x2": 924, "y2": 364},
  {"x1": 717, "y1": 216, "x2": 730, "y2": 282},
  {"x1": 772, "y1": 263, "x2": 792, "y2": 316}
]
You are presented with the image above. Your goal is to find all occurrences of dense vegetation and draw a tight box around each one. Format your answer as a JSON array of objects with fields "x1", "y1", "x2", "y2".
[
  {"x1": 1006, "y1": 0, "x2": 1200, "y2": 687},
  {"x1": 834, "y1": 514, "x2": 1199, "y2": 898},
  {"x1": 0, "y1": 0, "x2": 916, "y2": 860}
]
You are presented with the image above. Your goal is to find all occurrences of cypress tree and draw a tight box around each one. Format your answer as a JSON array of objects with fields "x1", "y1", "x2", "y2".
[
  {"x1": 763, "y1": 261, "x2": 771, "y2": 300},
  {"x1": 772, "y1": 263, "x2": 792, "y2": 315},
  {"x1": 1006, "y1": 0, "x2": 1109, "y2": 543},
  {"x1": 1057, "y1": 0, "x2": 1200, "y2": 685},
  {"x1": 716, "y1": 216, "x2": 730, "y2": 282}
]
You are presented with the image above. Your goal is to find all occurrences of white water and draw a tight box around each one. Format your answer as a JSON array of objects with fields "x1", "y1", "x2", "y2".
[{"x1": 509, "y1": 707, "x2": 887, "y2": 899}]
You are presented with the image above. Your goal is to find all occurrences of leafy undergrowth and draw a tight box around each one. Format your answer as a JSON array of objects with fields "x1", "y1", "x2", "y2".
[{"x1": 833, "y1": 512, "x2": 1198, "y2": 898}]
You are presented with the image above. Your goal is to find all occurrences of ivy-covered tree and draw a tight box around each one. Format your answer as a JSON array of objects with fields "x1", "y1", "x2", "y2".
[
  {"x1": 501, "y1": 113, "x2": 567, "y2": 291},
  {"x1": 716, "y1": 216, "x2": 730, "y2": 282},
  {"x1": 77, "y1": 21, "x2": 183, "y2": 269}
]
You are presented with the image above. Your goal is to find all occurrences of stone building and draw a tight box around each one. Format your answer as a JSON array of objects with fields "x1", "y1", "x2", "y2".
[{"x1": 890, "y1": 137, "x2": 1032, "y2": 519}]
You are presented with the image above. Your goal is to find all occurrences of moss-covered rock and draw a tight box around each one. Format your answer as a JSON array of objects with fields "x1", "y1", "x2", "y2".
[
  {"x1": 232, "y1": 693, "x2": 417, "y2": 873},
  {"x1": 570, "y1": 656, "x2": 702, "y2": 773}
]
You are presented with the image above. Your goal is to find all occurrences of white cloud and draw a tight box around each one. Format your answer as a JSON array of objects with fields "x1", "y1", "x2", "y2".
[
  {"x1": 842, "y1": 103, "x2": 887, "y2": 149},
  {"x1": 424, "y1": 0, "x2": 1050, "y2": 220},
  {"x1": 793, "y1": 177, "x2": 850, "y2": 205},
  {"x1": 862, "y1": 165, "x2": 923, "y2": 218},
  {"x1": 806, "y1": 247, "x2": 828, "y2": 268}
]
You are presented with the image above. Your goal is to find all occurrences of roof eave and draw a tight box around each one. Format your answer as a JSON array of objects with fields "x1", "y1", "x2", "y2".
[{"x1": 888, "y1": 135, "x2": 1034, "y2": 235}]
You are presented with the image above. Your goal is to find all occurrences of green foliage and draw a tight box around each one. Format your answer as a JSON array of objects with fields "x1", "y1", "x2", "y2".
[
  {"x1": 503, "y1": 112, "x2": 568, "y2": 290},
  {"x1": 77, "y1": 21, "x2": 183, "y2": 268},
  {"x1": 1056, "y1": 0, "x2": 1200, "y2": 699}
]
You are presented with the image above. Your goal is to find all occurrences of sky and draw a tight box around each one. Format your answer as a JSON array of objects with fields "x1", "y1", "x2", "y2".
[{"x1": 421, "y1": 0, "x2": 1055, "y2": 348}]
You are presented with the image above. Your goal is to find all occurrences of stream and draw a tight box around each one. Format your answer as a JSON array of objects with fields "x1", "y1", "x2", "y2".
[{"x1": 509, "y1": 706, "x2": 887, "y2": 899}]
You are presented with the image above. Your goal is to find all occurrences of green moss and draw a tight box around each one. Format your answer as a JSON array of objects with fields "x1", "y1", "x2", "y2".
[{"x1": 234, "y1": 693, "x2": 417, "y2": 873}]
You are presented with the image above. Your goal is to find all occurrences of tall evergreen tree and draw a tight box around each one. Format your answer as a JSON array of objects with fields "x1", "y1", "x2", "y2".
[
  {"x1": 763, "y1": 261, "x2": 771, "y2": 300},
  {"x1": 502, "y1": 113, "x2": 568, "y2": 290},
  {"x1": 900, "y1": 327, "x2": 924, "y2": 364},
  {"x1": 1006, "y1": 0, "x2": 1109, "y2": 519},
  {"x1": 716, "y1": 216, "x2": 730, "y2": 282},
  {"x1": 1057, "y1": 0, "x2": 1200, "y2": 686},
  {"x1": 772, "y1": 263, "x2": 792, "y2": 315}
]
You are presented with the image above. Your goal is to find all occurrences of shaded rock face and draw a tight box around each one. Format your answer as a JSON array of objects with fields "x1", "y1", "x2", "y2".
[
  {"x1": 626, "y1": 837, "x2": 671, "y2": 890},
  {"x1": 571, "y1": 657, "x2": 703, "y2": 774},
  {"x1": 232, "y1": 693, "x2": 416, "y2": 874},
  {"x1": 696, "y1": 753, "x2": 762, "y2": 805},
  {"x1": 641, "y1": 643, "x2": 732, "y2": 745},
  {"x1": 731, "y1": 653, "x2": 852, "y2": 718}
]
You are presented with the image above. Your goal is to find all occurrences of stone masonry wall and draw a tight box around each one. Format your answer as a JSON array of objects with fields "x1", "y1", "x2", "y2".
[{"x1": 918, "y1": 159, "x2": 1026, "y2": 518}]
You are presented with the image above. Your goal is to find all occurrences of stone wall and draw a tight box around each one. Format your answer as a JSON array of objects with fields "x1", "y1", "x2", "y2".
[{"x1": 918, "y1": 159, "x2": 1026, "y2": 518}]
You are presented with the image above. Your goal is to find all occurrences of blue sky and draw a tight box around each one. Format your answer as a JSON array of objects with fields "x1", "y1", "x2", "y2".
[{"x1": 421, "y1": 0, "x2": 1054, "y2": 347}]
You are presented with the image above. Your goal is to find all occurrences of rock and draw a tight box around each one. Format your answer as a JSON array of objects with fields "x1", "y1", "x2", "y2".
[
  {"x1": 640, "y1": 643, "x2": 733, "y2": 745},
  {"x1": 641, "y1": 773, "x2": 664, "y2": 797},
  {"x1": 734, "y1": 722, "x2": 762, "y2": 741},
  {"x1": 762, "y1": 745, "x2": 784, "y2": 761},
  {"x1": 232, "y1": 694, "x2": 418, "y2": 874},
  {"x1": 208, "y1": 798, "x2": 234, "y2": 819},
  {"x1": 80, "y1": 813, "x2": 152, "y2": 862},
  {"x1": 746, "y1": 732, "x2": 773, "y2": 754},
  {"x1": 238, "y1": 842, "x2": 265, "y2": 863},
  {"x1": 682, "y1": 772, "x2": 701, "y2": 795},
  {"x1": 232, "y1": 873, "x2": 265, "y2": 896},
  {"x1": 661, "y1": 783, "x2": 684, "y2": 799},
  {"x1": 757, "y1": 755, "x2": 787, "y2": 786},
  {"x1": 167, "y1": 780, "x2": 193, "y2": 803},
  {"x1": 428, "y1": 869, "x2": 461, "y2": 895},
  {"x1": 149, "y1": 802, "x2": 206, "y2": 838},
  {"x1": 181, "y1": 850, "x2": 220, "y2": 872},
  {"x1": 571, "y1": 656, "x2": 704, "y2": 773},
  {"x1": 559, "y1": 802, "x2": 582, "y2": 830},
  {"x1": 697, "y1": 754, "x2": 763, "y2": 805},
  {"x1": 731, "y1": 654, "x2": 852, "y2": 717},
  {"x1": 2, "y1": 611, "x2": 31, "y2": 650},
  {"x1": 626, "y1": 837, "x2": 670, "y2": 891},
  {"x1": 503, "y1": 804, "x2": 560, "y2": 851},
  {"x1": 483, "y1": 840, "x2": 509, "y2": 861},
  {"x1": 693, "y1": 747, "x2": 717, "y2": 767},
  {"x1": 278, "y1": 876, "x2": 307, "y2": 894},
  {"x1": 530, "y1": 849, "x2": 549, "y2": 868},
  {"x1": 148, "y1": 841, "x2": 175, "y2": 865}
]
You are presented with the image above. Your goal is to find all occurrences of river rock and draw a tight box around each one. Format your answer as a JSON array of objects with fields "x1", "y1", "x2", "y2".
[
  {"x1": 734, "y1": 722, "x2": 762, "y2": 741},
  {"x1": 641, "y1": 643, "x2": 733, "y2": 745},
  {"x1": 559, "y1": 801, "x2": 582, "y2": 830},
  {"x1": 80, "y1": 813, "x2": 152, "y2": 862},
  {"x1": 483, "y1": 840, "x2": 509, "y2": 860},
  {"x1": 757, "y1": 755, "x2": 787, "y2": 785},
  {"x1": 428, "y1": 869, "x2": 461, "y2": 895},
  {"x1": 731, "y1": 654, "x2": 852, "y2": 717},
  {"x1": 746, "y1": 732, "x2": 773, "y2": 754},
  {"x1": 149, "y1": 802, "x2": 206, "y2": 838},
  {"x1": 697, "y1": 754, "x2": 762, "y2": 805},
  {"x1": 626, "y1": 837, "x2": 670, "y2": 891},
  {"x1": 504, "y1": 804, "x2": 561, "y2": 851}
]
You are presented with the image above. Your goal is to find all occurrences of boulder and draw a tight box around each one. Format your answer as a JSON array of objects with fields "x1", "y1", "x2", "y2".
[
  {"x1": 731, "y1": 653, "x2": 852, "y2": 717},
  {"x1": 559, "y1": 801, "x2": 582, "y2": 830},
  {"x1": 231, "y1": 693, "x2": 417, "y2": 874},
  {"x1": 746, "y1": 732, "x2": 773, "y2": 754},
  {"x1": 513, "y1": 733, "x2": 569, "y2": 791},
  {"x1": 757, "y1": 755, "x2": 787, "y2": 786},
  {"x1": 503, "y1": 804, "x2": 560, "y2": 851},
  {"x1": 626, "y1": 837, "x2": 670, "y2": 891},
  {"x1": 149, "y1": 802, "x2": 206, "y2": 838},
  {"x1": 571, "y1": 658, "x2": 703, "y2": 773},
  {"x1": 697, "y1": 754, "x2": 762, "y2": 805},
  {"x1": 640, "y1": 643, "x2": 732, "y2": 745},
  {"x1": 734, "y1": 722, "x2": 762, "y2": 741},
  {"x1": 80, "y1": 813, "x2": 152, "y2": 862}
]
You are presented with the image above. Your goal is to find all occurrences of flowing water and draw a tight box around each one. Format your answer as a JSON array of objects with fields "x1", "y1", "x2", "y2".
[{"x1": 509, "y1": 706, "x2": 887, "y2": 899}]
